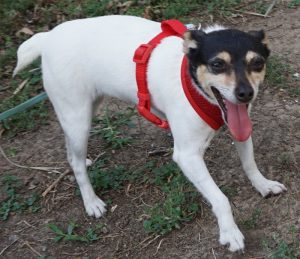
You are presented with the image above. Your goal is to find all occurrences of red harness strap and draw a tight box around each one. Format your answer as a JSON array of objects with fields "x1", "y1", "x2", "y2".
[
  {"x1": 133, "y1": 20, "x2": 224, "y2": 130},
  {"x1": 133, "y1": 20, "x2": 186, "y2": 129}
]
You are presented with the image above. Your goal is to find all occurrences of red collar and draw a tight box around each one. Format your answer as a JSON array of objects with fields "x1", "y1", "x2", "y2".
[{"x1": 133, "y1": 20, "x2": 224, "y2": 130}]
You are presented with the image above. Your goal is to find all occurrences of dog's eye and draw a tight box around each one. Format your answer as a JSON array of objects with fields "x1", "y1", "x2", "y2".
[
  {"x1": 209, "y1": 59, "x2": 227, "y2": 73},
  {"x1": 250, "y1": 57, "x2": 265, "y2": 72}
]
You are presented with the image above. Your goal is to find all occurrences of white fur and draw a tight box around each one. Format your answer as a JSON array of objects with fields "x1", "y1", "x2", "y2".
[
  {"x1": 203, "y1": 24, "x2": 226, "y2": 33},
  {"x1": 14, "y1": 15, "x2": 286, "y2": 252}
]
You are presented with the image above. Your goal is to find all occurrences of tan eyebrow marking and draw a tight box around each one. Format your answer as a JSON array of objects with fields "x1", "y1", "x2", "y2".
[
  {"x1": 245, "y1": 51, "x2": 260, "y2": 64},
  {"x1": 215, "y1": 51, "x2": 231, "y2": 63}
]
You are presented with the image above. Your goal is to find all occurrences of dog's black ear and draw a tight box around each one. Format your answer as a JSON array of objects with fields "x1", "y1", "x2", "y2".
[
  {"x1": 183, "y1": 30, "x2": 206, "y2": 54},
  {"x1": 248, "y1": 29, "x2": 270, "y2": 57},
  {"x1": 248, "y1": 30, "x2": 268, "y2": 45}
]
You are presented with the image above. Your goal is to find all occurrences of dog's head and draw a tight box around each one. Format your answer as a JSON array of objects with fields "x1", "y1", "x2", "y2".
[{"x1": 183, "y1": 26, "x2": 270, "y2": 141}]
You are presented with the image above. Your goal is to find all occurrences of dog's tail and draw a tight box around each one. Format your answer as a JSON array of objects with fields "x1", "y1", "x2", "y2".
[{"x1": 13, "y1": 32, "x2": 47, "y2": 77}]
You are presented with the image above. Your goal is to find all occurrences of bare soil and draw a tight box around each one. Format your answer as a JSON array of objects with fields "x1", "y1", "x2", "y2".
[{"x1": 1, "y1": 6, "x2": 299, "y2": 259}]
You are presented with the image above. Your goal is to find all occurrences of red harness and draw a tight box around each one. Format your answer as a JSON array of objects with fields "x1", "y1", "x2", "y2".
[{"x1": 133, "y1": 20, "x2": 224, "y2": 130}]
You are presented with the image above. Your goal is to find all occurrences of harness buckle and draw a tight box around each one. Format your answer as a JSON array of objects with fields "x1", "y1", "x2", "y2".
[{"x1": 133, "y1": 44, "x2": 154, "y2": 64}]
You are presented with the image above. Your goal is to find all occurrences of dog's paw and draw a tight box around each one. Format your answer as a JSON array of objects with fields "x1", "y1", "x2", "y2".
[
  {"x1": 254, "y1": 179, "x2": 287, "y2": 197},
  {"x1": 220, "y1": 227, "x2": 245, "y2": 252},
  {"x1": 86, "y1": 158, "x2": 93, "y2": 167},
  {"x1": 84, "y1": 196, "x2": 106, "y2": 218}
]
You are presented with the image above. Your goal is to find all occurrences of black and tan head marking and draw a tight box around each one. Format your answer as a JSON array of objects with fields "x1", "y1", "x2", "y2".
[{"x1": 183, "y1": 27, "x2": 270, "y2": 107}]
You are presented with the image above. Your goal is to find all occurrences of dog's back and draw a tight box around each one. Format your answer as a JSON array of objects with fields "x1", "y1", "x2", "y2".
[{"x1": 14, "y1": 16, "x2": 165, "y2": 102}]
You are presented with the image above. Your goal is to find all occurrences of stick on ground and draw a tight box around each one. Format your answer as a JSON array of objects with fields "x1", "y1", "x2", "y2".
[{"x1": 42, "y1": 169, "x2": 71, "y2": 197}]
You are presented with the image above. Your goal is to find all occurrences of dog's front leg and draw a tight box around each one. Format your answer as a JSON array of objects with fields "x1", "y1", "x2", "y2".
[
  {"x1": 234, "y1": 137, "x2": 287, "y2": 197},
  {"x1": 172, "y1": 129, "x2": 244, "y2": 252}
]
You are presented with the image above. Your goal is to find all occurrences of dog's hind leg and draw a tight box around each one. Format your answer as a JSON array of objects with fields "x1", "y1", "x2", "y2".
[
  {"x1": 63, "y1": 115, "x2": 106, "y2": 218},
  {"x1": 59, "y1": 102, "x2": 106, "y2": 218},
  {"x1": 170, "y1": 119, "x2": 245, "y2": 252},
  {"x1": 234, "y1": 137, "x2": 287, "y2": 197},
  {"x1": 42, "y1": 70, "x2": 106, "y2": 218}
]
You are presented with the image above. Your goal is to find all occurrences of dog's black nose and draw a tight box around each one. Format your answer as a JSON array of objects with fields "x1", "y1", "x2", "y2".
[{"x1": 235, "y1": 85, "x2": 254, "y2": 103}]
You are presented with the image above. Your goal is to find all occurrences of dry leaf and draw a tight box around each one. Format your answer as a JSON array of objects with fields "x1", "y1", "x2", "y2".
[{"x1": 16, "y1": 27, "x2": 34, "y2": 37}]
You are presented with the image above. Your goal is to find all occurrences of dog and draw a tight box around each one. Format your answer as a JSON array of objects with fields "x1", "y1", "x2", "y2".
[{"x1": 14, "y1": 15, "x2": 287, "y2": 252}]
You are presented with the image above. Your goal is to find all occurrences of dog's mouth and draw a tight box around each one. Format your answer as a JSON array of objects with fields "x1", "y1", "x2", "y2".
[{"x1": 211, "y1": 86, "x2": 252, "y2": 142}]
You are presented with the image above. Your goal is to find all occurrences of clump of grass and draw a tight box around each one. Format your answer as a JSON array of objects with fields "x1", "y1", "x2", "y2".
[
  {"x1": 265, "y1": 55, "x2": 292, "y2": 88},
  {"x1": 0, "y1": 174, "x2": 40, "y2": 220},
  {"x1": 240, "y1": 208, "x2": 262, "y2": 230},
  {"x1": 48, "y1": 221, "x2": 104, "y2": 243},
  {"x1": 288, "y1": 0, "x2": 300, "y2": 8},
  {"x1": 220, "y1": 185, "x2": 238, "y2": 198},
  {"x1": 88, "y1": 160, "x2": 128, "y2": 193},
  {"x1": 263, "y1": 226, "x2": 300, "y2": 259},
  {"x1": 91, "y1": 108, "x2": 135, "y2": 149},
  {"x1": 143, "y1": 162, "x2": 199, "y2": 235},
  {"x1": 265, "y1": 55, "x2": 299, "y2": 96}
]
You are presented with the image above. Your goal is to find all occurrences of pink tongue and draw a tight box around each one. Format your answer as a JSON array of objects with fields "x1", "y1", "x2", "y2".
[{"x1": 224, "y1": 100, "x2": 252, "y2": 142}]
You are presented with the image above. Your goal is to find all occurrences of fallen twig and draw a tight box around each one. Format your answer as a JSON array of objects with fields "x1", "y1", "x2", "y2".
[
  {"x1": 230, "y1": 9, "x2": 271, "y2": 18},
  {"x1": 154, "y1": 238, "x2": 165, "y2": 256},
  {"x1": 42, "y1": 169, "x2": 71, "y2": 197},
  {"x1": 23, "y1": 241, "x2": 42, "y2": 257},
  {"x1": 264, "y1": 0, "x2": 278, "y2": 17},
  {"x1": 0, "y1": 145, "x2": 63, "y2": 174},
  {"x1": 141, "y1": 235, "x2": 161, "y2": 249},
  {"x1": 13, "y1": 78, "x2": 29, "y2": 95},
  {"x1": 212, "y1": 248, "x2": 217, "y2": 259},
  {"x1": 0, "y1": 239, "x2": 18, "y2": 256},
  {"x1": 92, "y1": 151, "x2": 106, "y2": 163}
]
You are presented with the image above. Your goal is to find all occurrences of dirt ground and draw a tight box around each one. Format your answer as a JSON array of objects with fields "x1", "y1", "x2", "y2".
[{"x1": 1, "y1": 5, "x2": 299, "y2": 259}]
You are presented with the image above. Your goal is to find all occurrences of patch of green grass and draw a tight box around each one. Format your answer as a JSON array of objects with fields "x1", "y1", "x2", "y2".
[
  {"x1": 241, "y1": 208, "x2": 261, "y2": 229},
  {"x1": 48, "y1": 221, "x2": 104, "y2": 243},
  {"x1": 220, "y1": 185, "x2": 238, "y2": 198},
  {"x1": 5, "y1": 147, "x2": 17, "y2": 157},
  {"x1": 246, "y1": 2, "x2": 268, "y2": 14},
  {"x1": 263, "y1": 226, "x2": 300, "y2": 259},
  {"x1": 265, "y1": 55, "x2": 299, "y2": 96},
  {"x1": 91, "y1": 108, "x2": 135, "y2": 149},
  {"x1": 288, "y1": 0, "x2": 300, "y2": 8},
  {"x1": 266, "y1": 56, "x2": 292, "y2": 88},
  {"x1": 205, "y1": 0, "x2": 242, "y2": 16},
  {"x1": 88, "y1": 161, "x2": 128, "y2": 193},
  {"x1": 143, "y1": 162, "x2": 199, "y2": 235},
  {"x1": 0, "y1": 175, "x2": 40, "y2": 220}
]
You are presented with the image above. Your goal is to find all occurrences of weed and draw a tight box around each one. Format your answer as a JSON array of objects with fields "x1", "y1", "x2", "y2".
[
  {"x1": 277, "y1": 152, "x2": 293, "y2": 165},
  {"x1": 143, "y1": 162, "x2": 199, "y2": 235},
  {"x1": 5, "y1": 147, "x2": 17, "y2": 157},
  {"x1": 0, "y1": 175, "x2": 40, "y2": 220},
  {"x1": 205, "y1": 0, "x2": 241, "y2": 16},
  {"x1": 288, "y1": 0, "x2": 300, "y2": 8},
  {"x1": 263, "y1": 226, "x2": 300, "y2": 259},
  {"x1": 246, "y1": 2, "x2": 268, "y2": 14},
  {"x1": 220, "y1": 185, "x2": 238, "y2": 198},
  {"x1": 241, "y1": 208, "x2": 261, "y2": 229},
  {"x1": 88, "y1": 159, "x2": 127, "y2": 193},
  {"x1": 91, "y1": 108, "x2": 135, "y2": 149},
  {"x1": 265, "y1": 56, "x2": 292, "y2": 88},
  {"x1": 48, "y1": 221, "x2": 103, "y2": 243}
]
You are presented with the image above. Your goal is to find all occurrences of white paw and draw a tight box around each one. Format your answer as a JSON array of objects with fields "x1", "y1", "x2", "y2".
[
  {"x1": 86, "y1": 158, "x2": 93, "y2": 167},
  {"x1": 220, "y1": 227, "x2": 245, "y2": 252},
  {"x1": 254, "y1": 179, "x2": 287, "y2": 197},
  {"x1": 84, "y1": 196, "x2": 106, "y2": 218}
]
